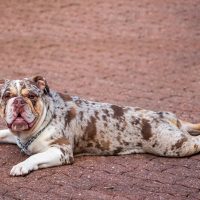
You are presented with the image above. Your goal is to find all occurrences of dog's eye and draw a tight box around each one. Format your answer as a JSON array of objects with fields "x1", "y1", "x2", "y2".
[
  {"x1": 28, "y1": 93, "x2": 37, "y2": 100},
  {"x1": 3, "y1": 92, "x2": 12, "y2": 100}
]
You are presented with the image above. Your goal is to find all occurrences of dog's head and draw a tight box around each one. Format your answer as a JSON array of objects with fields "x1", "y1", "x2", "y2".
[{"x1": 0, "y1": 76, "x2": 50, "y2": 134}]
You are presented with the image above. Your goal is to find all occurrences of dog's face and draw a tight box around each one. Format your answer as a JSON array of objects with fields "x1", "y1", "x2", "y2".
[{"x1": 0, "y1": 76, "x2": 49, "y2": 134}]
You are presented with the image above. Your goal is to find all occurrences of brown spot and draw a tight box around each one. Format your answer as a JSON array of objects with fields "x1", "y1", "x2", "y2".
[
  {"x1": 102, "y1": 115, "x2": 107, "y2": 121},
  {"x1": 111, "y1": 105, "x2": 124, "y2": 119},
  {"x1": 194, "y1": 144, "x2": 198, "y2": 151},
  {"x1": 137, "y1": 142, "x2": 142, "y2": 147},
  {"x1": 75, "y1": 99, "x2": 82, "y2": 106},
  {"x1": 20, "y1": 81, "x2": 25, "y2": 87},
  {"x1": 58, "y1": 92, "x2": 72, "y2": 101},
  {"x1": 94, "y1": 111, "x2": 100, "y2": 120},
  {"x1": 102, "y1": 109, "x2": 110, "y2": 116},
  {"x1": 59, "y1": 147, "x2": 66, "y2": 155},
  {"x1": 116, "y1": 123, "x2": 120, "y2": 130},
  {"x1": 177, "y1": 120, "x2": 181, "y2": 129},
  {"x1": 87, "y1": 142, "x2": 94, "y2": 147},
  {"x1": 101, "y1": 140, "x2": 111, "y2": 150},
  {"x1": 122, "y1": 121, "x2": 127, "y2": 131},
  {"x1": 79, "y1": 111, "x2": 84, "y2": 121},
  {"x1": 53, "y1": 114, "x2": 57, "y2": 119},
  {"x1": 117, "y1": 135, "x2": 121, "y2": 143},
  {"x1": 65, "y1": 107, "x2": 76, "y2": 125},
  {"x1": 95, "y1": 141, "x2": 101, "y2": 149},
  {"x1": 131, "y1": 117, "x2": 140, "y2": 125},
  {"x1": 152, "y1": 117, "x2": 160, "y2": 124},
  {"x1": 113, "y1": 147, "x2": 123, "y2": 155},
  {"x1": 85, "y1": 116, "x2": 97, "y2": 140},
  {"x1": 157, "y1": 112, "x2": 164, "y2": 118},
  {"x1": 152, "y1": 141, "x2": 158, "y2": 148},
  {"x1": 51, "y1": 137, "x2": 70, "y2": 146},
  {"x1": 83, "y1": 100, "x2": 89, "y2": 105},
  {"x1": 68, "y1": 156, "x2": 74, "y2": 164},
  {"x1": 122, "y1": 140, "x2": 129, "y2": 146},
  {"x1": 60, "y1": 154, "x2": 64, "y2": 161},
  {"x1": 163, "y1": 150, "x2": 168, "y2": 156},
  {"x1": 134, "y1": 107, "x2": 142, "y2": 111},
  {"x1": 104, "y1": 123, "x2": 108, "y2": 127},
  {"x1": 141, "y1": 119, "x2": 152, "y2": 140},
  {"x1": 171, "y1": 137, "x2": 188, "y2": 150}
]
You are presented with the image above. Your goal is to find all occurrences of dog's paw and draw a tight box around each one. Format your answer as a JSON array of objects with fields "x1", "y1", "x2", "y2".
[{"x1": 10, "y1": 160, "x2": 38, "y2": 176}]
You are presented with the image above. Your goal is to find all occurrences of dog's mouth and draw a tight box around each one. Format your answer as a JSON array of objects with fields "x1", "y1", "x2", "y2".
[{"x1": 8, "y1": 113, "x2": 36, "y2": 132}]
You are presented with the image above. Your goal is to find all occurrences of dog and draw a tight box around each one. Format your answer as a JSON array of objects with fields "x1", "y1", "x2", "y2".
[{"x1": 0, "y1": 76, "x2": 200, "y2": 176}]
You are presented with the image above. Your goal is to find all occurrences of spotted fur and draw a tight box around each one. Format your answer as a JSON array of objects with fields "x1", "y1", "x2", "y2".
[{"x1": 1, "y1": 77, "x2": 200, "y2": 176}]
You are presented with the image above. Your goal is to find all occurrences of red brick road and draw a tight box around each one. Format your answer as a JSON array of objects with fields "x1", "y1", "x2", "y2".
[{"x1": 0, "y1": 0, "x2": 200, "y2": 199}]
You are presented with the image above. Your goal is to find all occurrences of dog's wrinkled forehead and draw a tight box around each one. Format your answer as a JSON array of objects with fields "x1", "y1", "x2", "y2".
[{"x1": 1, "y1": 79, "x2": 42, "y2": 97}]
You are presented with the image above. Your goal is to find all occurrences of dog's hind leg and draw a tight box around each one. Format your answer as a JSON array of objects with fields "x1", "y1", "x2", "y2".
[
  {"x1": 143, "y1": 121, "x2": 200, "y2": 157},
  {"x1": 147, "y1": 134, "x2": 200, "y2": 157},
  {"x1": 170, "y1": 135, "x2": 200, "y2": 157}
]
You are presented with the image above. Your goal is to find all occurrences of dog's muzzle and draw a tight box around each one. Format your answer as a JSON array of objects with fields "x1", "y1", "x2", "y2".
[{"x1": 7, "y1": 97, "x2": 36, "y2": 132}]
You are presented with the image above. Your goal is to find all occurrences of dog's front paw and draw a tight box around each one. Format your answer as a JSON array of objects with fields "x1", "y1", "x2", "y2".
[{"x1": 10, "y1": 160, "x2": 38, "y2": 176}]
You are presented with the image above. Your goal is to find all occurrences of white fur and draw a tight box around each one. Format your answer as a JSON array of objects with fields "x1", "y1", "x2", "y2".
[
  {"x1": 5, "y1": 98, "x2": 16, "y2": 124},
  {"x1": 10, "y1": 147, "x2": 63, "y2": 176},
  {"x1": 0, "y1": 129, "x2": 17, "y2": 144},
  {"x1": 15, "y1": 80, "x2": 21, "y2": 95}
]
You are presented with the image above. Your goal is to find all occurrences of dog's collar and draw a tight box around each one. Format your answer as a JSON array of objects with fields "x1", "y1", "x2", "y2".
[{"x1": 17, "y1": 106, "x2": 54, "y2": 155}]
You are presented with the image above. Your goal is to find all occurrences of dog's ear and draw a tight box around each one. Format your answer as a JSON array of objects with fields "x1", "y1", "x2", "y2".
[
  {"x1": 32, "y1": 76, "x2": 50, "y2": 95},
  {"x1": 0, "y1": 79, "x2": 5, "y2": 86},
  {"x1": 0, "y1": 79, "x2": 8, "y2": 88}
]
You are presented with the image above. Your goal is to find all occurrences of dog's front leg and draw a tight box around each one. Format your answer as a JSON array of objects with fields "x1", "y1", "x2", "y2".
[
  {"x1": 0, "y1": 129, "x2": 17, "y2": 144},
  {"x1": 10, "y1": 145, "x2": 74, "y2": 176}
]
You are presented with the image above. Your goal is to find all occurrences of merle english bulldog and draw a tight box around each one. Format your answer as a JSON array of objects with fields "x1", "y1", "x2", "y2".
[{"x1": 0, "y1": 76, "x2": 200, "y2": 176}]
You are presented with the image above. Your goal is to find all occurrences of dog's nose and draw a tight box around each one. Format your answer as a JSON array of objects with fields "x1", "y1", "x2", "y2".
[{"x1": 13, "y1": 97, "x2": 26, "y2": 107}]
